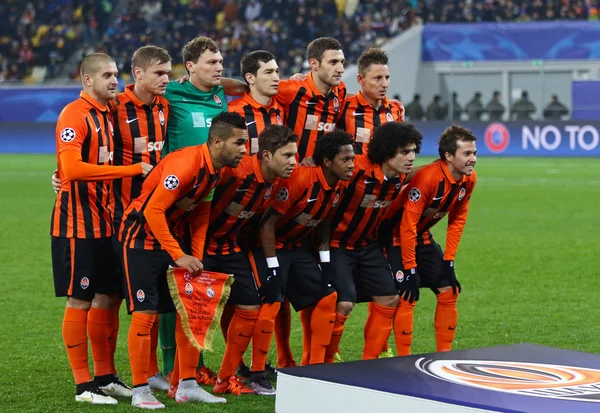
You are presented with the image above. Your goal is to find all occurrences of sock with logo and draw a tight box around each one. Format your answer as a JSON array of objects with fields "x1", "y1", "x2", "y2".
[
  {"x1": 88, "y1": 307, "x2": 114, "y2": 377},
  {"x1": 309, "y1": 292, "x2": 337, "y2": 364},
  {"x1": 435, "y1": 289, "x2": 459, "y2": 352},
  {"x1": 108, "y1": 301, "x2": 121, "y2": 374},
  {"x1": 159, "y1": 311, "x2": 177, "y2": 374},
  {"x1": 217, "y1": 308, "x2": 259, "y2": 380},
  {"x1": 175, "y1": 317, "x2": 200, "y2": 380},
  {"x1": 63, "y1": 307, "x2": 92, "y2": 384},
  {"x1": 128, "y1": 312, "x2": 156, "y2": 386},
  {"x1": 325, "y1": 312, "x2": 349, "y2": 363},
  {"x1": 148, "y1": 317, "x2": 160, "y2": 376},
  {"x1": 275, "y1": 299, "x2": 295, "y2": 367},
  {"x1": 298, "y1": 306, "x2": 314, "y2": 366},
  {"x1": 393, "y1": 298, "x2": 416, "y2": 356},
  {"x1": 362, "y1": 303, "x2": 395, "y2": 360},
  {"x1": 251, "y1": 302, "x2": 281, "y2": 372}
]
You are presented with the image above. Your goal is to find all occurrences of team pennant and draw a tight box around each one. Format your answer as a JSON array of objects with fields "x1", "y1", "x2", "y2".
[{"x1": 167, "y1": 267, "x2": 234, "y2": 351}]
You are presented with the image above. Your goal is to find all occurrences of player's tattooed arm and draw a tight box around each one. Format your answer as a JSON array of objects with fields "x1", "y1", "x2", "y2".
[{"x1": 258, "y1": 207, "x2": 282, "y2": 258}]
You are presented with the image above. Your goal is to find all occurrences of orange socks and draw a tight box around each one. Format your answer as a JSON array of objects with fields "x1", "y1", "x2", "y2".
[
  {"x1": 251, "y1": 302, "x2": 281, "y2": 372},
  {"x1": 62, "y1": 307, "x2": 92, "y2": 384},
  {"x1": 175, "y1": 317, "x2": 200, "y2": 380},
  {"x1": 435, "y1": 289, "x2": 458, "y2": 352},
  {"x1": 108, "y1": 301, "x2": 121, "y2": 373},
  {"x1": 298, "y1": 306, "x2": 314, "y2": 366},
  {"x1": 393, "y1": 298, "x2": 416, "y2": 356},
  {"x1": 275, "y1": 299, "x2": 294, "y2": 367},
  {"x1": 88, "y1": 307, "x2": 114, "y2": 377},
  {"x1": 148, "y1": 317, "x2": 160, "y2": 377},
  {"x1": 308, "y1": 292, "x2": 337, "y2": 365},
  {"x1": 362, "y1": 303, "x2": 395, "y2": 360},
  {"x1": 128, "y1": 312, "x2": 156, "y2": 386},
  {"x1": 325, "y1": 313, "x2": 349, "y2": 363},
  {"x1": 218, "y1": 309, "x2": 259, "y2": 380},
  {"x1": 220, "y1": 304, "x2": 235, "y2": 340}
]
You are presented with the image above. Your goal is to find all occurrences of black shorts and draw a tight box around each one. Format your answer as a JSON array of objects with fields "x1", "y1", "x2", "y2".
[
  {"x1": 331, "y1": 243, "x2": 398, "y2": 303},
  {"x1": 121, "y1": 247, "x2": 176, "y2": 314},
  {"x1": 202, "y1": 251, "x2": 261, "y2": 306},
  {"x1": 51, "y1": 236, "x2": 119, "y2": 301},
  {"x1": 386, "y1": 242, "x2": 448, "y2": 290},
  {"x1": 249, "y1": 246, "x2": 334, "y2": 311}
]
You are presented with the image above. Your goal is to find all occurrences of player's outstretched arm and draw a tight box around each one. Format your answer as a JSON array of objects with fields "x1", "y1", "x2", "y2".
[
  {"x1": 188, "y1": 190, "x2": 214, "y2": 260},
  {"x1": 60, "y1": 151, "x2": 149, "y2": 181},
  {"x1": 221, "y1": 78, "x2": 249, "y2": 96}
]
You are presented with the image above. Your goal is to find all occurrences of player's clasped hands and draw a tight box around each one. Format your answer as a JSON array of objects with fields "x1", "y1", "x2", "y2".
[
  {"x1": 175, "y1": 254, "x2": 204, "y2": 276},
  {"x1": 140, "y1": 162, "x2": 153, "y2": 177}
]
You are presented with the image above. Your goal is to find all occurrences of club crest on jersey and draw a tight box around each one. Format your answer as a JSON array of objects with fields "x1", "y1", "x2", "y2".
[
  {"x1": 386, "y1": 112, "x2": 394, "y2": 122},
  {"x1": 136, "y1": 289, "x2": 145, "y2": 302},
  {"x1": 276, "y1": 114, "x2": 282, "y2": 125},
  {"x1": 333, "y1": 97, "x2": 340, "y2": 112},
  {"x1": 409, "y1": 187, "x2": 421, "y2": 202},
  {"x1": 60, "y1": 127, "x2": 76, "y2": 142},
  {"x1": 206, "y1": 286, "x2": 215, "y2": 298},
  {"x1": 214, "y1": 94, "x2": 223, "y2": 107},
  {"x1": 185, "y1": 282, "x2": 193, "y2": 296},
  {"x1": 458, "y1": 187, "x2": 466, "y2": 201},
  {"x1": 264, "y1": 186, "x2": 273, "y2": 200},
  {"x1": 80, "y1": 277, "x2": 90, "y2": 289},
  {"x1": 158, "y1": 109, "x2": 165, "y2": 126},
  {"x1": 276, "y1": 187, "x2": 289, "y2": 202},
  {"x1": 395, "y1": 271, "x2": 404, "y2": 283},
  {"x1": 164, "y1": 175, "x2": 180, "y2": 190},
  {"x1": 332, "y1": 193, "x2": 340, "y2": 208}
]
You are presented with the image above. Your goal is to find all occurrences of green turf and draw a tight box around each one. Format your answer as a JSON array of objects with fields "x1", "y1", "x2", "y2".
[{"x1": 1, "y1": 154, "x2": 599, "y2": 412}]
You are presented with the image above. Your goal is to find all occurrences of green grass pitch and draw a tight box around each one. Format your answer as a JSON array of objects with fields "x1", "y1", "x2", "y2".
[{"x1": 1, "y1": 154, "x2": 599, "y2": 412}]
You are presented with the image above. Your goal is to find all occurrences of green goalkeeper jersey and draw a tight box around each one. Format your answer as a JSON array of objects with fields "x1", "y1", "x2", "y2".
[{"x1": 162, "y1": 80, "x2": 227, "y2": 155}]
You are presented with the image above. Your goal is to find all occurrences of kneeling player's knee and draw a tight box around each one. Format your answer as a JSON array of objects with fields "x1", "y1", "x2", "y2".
[{"x1": 336, "y1": 301, "x2": 354, "y2": 316}]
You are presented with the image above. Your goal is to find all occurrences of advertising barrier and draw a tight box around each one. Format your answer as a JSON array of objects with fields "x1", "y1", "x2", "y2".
[{"x1": 1, "y1": 121, "x2": 600, "y2": 156}]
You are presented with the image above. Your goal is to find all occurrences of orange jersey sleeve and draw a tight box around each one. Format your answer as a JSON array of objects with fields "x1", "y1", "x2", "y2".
[
  {"x1": 143, "y1": 160, "x2": 201, "y2": 261},
  {"x1": 444, "y1": 171, "x2": 477, "y2": 260},
  {"x1": 60, "y1": 150, "x2": 142, "y2": 181},
  {"x1": 270, "y1": 167, "x2": 309, "y2": 215},
  {"x1": 189, "y1": 199, "x2": 212, "y2": 260}
]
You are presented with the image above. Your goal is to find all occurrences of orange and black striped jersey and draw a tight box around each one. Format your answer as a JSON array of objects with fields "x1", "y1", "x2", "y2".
[
  {"x1": 330, "y1": 155, "x2": 405, "y2": 250},
  {"x1": 206, "y1": 155, "x2": 274, "y2": 255},
  {"x1": 383, "y1": 160, "x2": 477, "y2": 268},
  {"x1": 110, "y1": 85, "x2": 170, "y2": 228},
  {"x1": 51, "y1": 91, "x2": 142, "y2": 239},
  {"x1": 119, "y1": 144, "x2": 220, "y2": 261},
  {"x1": 337, "y1": 92, "x2": 404, "y2": 155},
  {"x1": 276, "y1": 73, "x2": 346, "y2": 160},
  {"x1": 269, "y1": 165, "x2": 342, "y2": 249},
  {"x1": 228, "y1": 93, "x2": 284, "y2": 155}
]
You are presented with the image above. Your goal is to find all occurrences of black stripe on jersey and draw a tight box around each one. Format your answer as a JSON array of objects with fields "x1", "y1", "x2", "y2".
[
  {"x1": 243, "y1": 105, "x2": 259, "y2": 140},
  {"x1": 354, "y1": 103, "x2": 366, "y2": 155},
  {"x1": 338, "y1": 101, "x2": 350, "y2": 131},
  {"x1": 58, "y1": 191, "x2": 69, "y2": 236},
  {"x1": 146, "y1": 105, "x2": 158, "y2": 167},
  {"x1": 96, "y1": 180, "x2": 108, "y2": 237},
  {"x1": 210, "y1": 176, "x2": 237, "y2": 224},
  {"x1": 76, "y1": 181, "x2": 94, "y2": 236},
  {"x1": 222, "y1": 181, "x2": 265, "y2": 239},
  {"x1": 338, "y1": 176, "x2": 377, "y2": 249},
  {"x1": 372, "y1": 105, "x2": 381, "y2": 132},
  {"x1": 70, "y1": 181, "x2": 79, "y2": 236},
  {"x1": 82, "y1": 118, "x2": 92, "y2": 163},
  {"x1": 276, "y1": 184, "x2": 320, "y2": 237},
  {"x1": 357, "y1": 180, "x2": 391, "y2": 245},
  {"x1": 285, "y1": 88, "x2": 307, "y2": 138},
  {"x1": 294, "y1": 188, "x2": 333, "y2": 243},
  {"x1": 261, "y1": 107, "x2": 272, "y2": 129},
  {"x1": 89, "y1": 110, "x2": 104, "y2": 158},
  {"x1": 298, "y1": 95, "x2": 319, "y2": 160},
  {"x1": 126, "y1": 102, "x2": 143, "y2": 166},
  {"x1": 330, "y1": 170, "x2": 365, "y2": 229}
]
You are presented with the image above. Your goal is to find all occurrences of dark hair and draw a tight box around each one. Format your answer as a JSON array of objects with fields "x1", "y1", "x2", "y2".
[
  {"x1": 208, "y1": 112, "x2": 246, "y2": 143},
  {"x1": 438, "y1": 125, "x2": 478, "y2": 160},
  {"x1": 182, "y1": 36, "x2": 219, "y2": 72},
  {"x1": 368, "y1": 122, "x2": 422, "y2": 165},
  {"x1": 307, "y1": 37, "x2": 342, "y2": 64},
  {"x1": 131, "y1": 46, "x2": 171, "y2": 76},
  {"x1": 313, "y1": 130, "x2": 353, "y2": 166},
  {"x1": 357, "y1": 48, "x2": 388, "y2": 74},
  {"x1": 258, "y1": 125, "x2": 298, "y2": 159},
  {"x1": 240, "y1": 50, "x2": 276, "y2": 84}
]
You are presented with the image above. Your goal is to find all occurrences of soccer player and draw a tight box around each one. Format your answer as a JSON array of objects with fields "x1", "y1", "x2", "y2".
[
  {"x1": 337, "y1": 48, "x2": 405, "y2": 155},
  {"x1": 325, "y1": 122, "x2": 422, "y2": 361},
  {"x1": 383, "y1": 125, "x2": 477, "y2": 356},
  {"x1": 227, "y1": 49, "x2": 295, "y2": 372},
  {"x1": 205, "y1": 125, "x2": 298, "y2": 396},
  {"x1": 120, "y1": 112, "x2": 247, "y2": 407},
  {"x1": 51, "y1": 53, "x2": 152, "y2": 404},
  {"x1": 229, "y1": 50, "x2": 284, "y2": 155},
  {"x1": 276, "y1": 37, "x2": 347, "y2": 163},
  {"x1": 251, "y1": 130, "x2": 355, "y2": 366}
]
